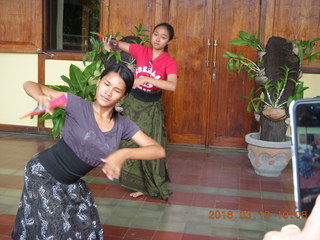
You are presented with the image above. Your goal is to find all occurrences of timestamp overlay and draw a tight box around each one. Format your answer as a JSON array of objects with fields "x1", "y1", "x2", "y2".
[{"x1": 208, "y1": 209, "x2": 308, "y2": 220}]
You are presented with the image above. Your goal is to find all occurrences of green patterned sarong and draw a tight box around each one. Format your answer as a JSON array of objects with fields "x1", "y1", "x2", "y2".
[{"x1": 119, "y1": 91, "x2": 172, "y2": 200}]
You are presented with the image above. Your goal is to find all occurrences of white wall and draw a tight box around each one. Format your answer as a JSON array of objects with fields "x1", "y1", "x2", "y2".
[
  {"x1": 301, "y1": 73, "x2": 320, "y2": 98},
  {"x1": 286, "y1": 73, "x2": 320, "y2": 136},
  {"x1": 0, "y1": 53, "x2": 39, "y2": 126},
  {"x1": 45, "y1": 59, "x2": 83, "y2": 85},
  {"x1": 0, "y1": 53, "x2": 83, "y2": 128}
]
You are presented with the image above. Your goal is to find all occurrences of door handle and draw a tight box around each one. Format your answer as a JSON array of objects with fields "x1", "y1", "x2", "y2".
[
  {"x1": 37, "y1": 48, "x2": 55, "y2": 58},
  {"x1": 212, "y1": 40, "x2": 217, "y2": 68},
  {"x1": 206, "y1": 39, "x2": 211, "y2": 67}
]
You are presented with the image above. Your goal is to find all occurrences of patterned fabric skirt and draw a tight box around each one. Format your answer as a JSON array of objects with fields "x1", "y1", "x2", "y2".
[
  {"x1": 119, "y1": 93, "x2": 172, "y2": 200},
  {"x1": 12, "y1": 155, "x2": 103, "y2": 240}
]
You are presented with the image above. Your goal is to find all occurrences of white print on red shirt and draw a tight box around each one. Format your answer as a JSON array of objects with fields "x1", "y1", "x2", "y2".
[
  {"x1": 135, "y1": 61, "x2": 161, "y2": 91},
  {"x1": 135, "y1": 66, "x2": 161, "y2": 80}
]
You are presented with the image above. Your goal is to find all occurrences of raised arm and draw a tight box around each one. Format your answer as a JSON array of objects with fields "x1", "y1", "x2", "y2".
[
  {"x1": 103, "y1": 36, "x2": 130, "y2": 53},
  {"x1": 101, "y1": 130, "x2": 165, "y2": 181},
  {"x1": 23, "y1": 81, "x2": 67, "y2": 113}
]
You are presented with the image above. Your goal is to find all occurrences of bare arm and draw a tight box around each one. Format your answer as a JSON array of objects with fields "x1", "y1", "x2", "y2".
[
  {"x1": 23, "y1": 81, "x2": 67, "y2": 112},
  {"x1": 101, "y1": 130, "x2": 165, "y2": 181},
  {"x1": 133, "y1": 73, "x2": 178, "y2": 92},
  {"x1": 125, "y1": 130, "x2": 166, "y2": 159},
  {"x1": 103, "y1": 36, "x2": 130, "y2": 53},
  {"x1": 103, "y1": 36, "x2": 178, "y2": 92}
]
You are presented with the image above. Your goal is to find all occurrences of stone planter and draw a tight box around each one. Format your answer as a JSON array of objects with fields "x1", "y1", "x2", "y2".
[{"x1": 245, "y1": 132, "x2": 291, "y2": 177}]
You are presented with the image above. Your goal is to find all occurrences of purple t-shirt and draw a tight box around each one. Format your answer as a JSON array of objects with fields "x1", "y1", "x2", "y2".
[{"x1": 61, "y1": 93, "x2": 140, "y2": 167}]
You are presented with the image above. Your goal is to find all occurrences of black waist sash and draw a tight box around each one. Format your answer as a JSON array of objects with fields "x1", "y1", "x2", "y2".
[
  {"x1": 39, "y1": 138, "x2": 94, "y2": 184},
  {"x1": 130, "y1": 88, "x2": 162, "y2": 102}
]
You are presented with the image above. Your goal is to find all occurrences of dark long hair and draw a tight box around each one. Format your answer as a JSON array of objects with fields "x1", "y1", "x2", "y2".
[
  {"x1": 153, "y1": 22, "x2": 174, "y2": 52},
  {"x1": 100, "y1": 63, "x2": 134, "y2": 119}
]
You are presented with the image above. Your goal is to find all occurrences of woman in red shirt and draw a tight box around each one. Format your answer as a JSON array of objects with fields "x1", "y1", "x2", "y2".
[{"x1": 104, "y1": 23, "x2": 178, "y2": 200}]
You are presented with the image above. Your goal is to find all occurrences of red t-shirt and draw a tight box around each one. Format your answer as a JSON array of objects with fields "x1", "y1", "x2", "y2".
[{"x1": 129, "y1": 44, "x2": 178, "y2": 91}]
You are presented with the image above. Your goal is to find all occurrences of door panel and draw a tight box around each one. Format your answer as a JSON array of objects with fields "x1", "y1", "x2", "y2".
[
  {"x1": 163, "y1": 0, "x2": 213, "y2": 145},
  {"x1": 0, "y1": 0, "x2": 42, "y2": 53},
  {"x1": 261, "y1": 0, "x2": 320, "y2": 69},
  {"x1": 207, "y1": 0, "x2": 260, "y2": 148},
  {"x1": 103, "y1": 0, "x2": 157, "y2": 35}
]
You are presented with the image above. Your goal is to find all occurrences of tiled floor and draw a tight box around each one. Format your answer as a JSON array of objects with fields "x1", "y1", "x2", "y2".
[{"x1": 0, "y1": 131, "x2": 307, "y2": 240}]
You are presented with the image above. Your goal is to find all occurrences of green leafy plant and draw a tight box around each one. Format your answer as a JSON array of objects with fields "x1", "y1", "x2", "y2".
[
  {"x1": 241, "y1": 88, "x2": 264, "y2": 113},
  {"x1": 130, "y1": 23, "x2": 150, "y2": 45},
  {"x1": 242, "y1": 66, "x2": 309, "y2": 113},
  {"x1": 290, "y1": 38, "x2": 320, "y2": 64},
  {"x1": 223, "y1": 50, "x2": 265, "y2": 79},
  {"x1": 83, "y1": 31, "x2": 122, "y2": 67},
  {"x1": 229, "y1": 30, "x2": 264, "y2": 51},
  {"x1": 222, "y1": 31, "x2": 266, "y2": 79},
  {"x1": 224, "y1": 30, "x2": 318, "y2": 115},
  {"x1": 39, "y1": 61, "x2": 99, "y2": 138},
  {"x1": 82, "y1": 24, "x2": 150, "y2": 67}
]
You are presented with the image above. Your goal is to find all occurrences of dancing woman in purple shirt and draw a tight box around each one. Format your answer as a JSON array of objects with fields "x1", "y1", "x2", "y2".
[{"x1": 12, "y1": 63, "x2": 165, "y2": 239}]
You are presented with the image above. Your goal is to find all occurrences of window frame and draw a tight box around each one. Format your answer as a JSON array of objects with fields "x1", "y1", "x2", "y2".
[{"x1": 43, "y1": 0, "x2": 106, "y2": 61}]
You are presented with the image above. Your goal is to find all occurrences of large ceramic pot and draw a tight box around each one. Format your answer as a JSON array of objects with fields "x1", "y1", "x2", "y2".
[{"x1": 245, "y1": 132, "x2": 291, "y2": 177}]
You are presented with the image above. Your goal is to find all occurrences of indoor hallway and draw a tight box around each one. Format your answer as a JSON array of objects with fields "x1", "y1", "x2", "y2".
[{"x1": 0, "y1": 132, "x2": 306, "y2": 240}]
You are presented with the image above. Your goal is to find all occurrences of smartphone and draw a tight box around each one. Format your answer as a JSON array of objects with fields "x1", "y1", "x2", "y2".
[{"x1": 289, "y1": 98, "x2": 320, "y2": 216}]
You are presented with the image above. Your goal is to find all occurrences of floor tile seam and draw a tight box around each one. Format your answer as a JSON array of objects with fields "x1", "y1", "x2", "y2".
[
  {"x1": 167, "y1": 184, "x2": 294, "y2": 201},
  {"x1": 0, "y1": 208, "x2": 302, "y2": 237},
  {"x1": 94, "y1": 196, "x2": 294, "y2": 218},
  {"x1": 21, "y1": 170, "x2": 296, "y2": 200},
  {"x1": 167, "y1": 144, "x2": 247, "y2": 154},
  {"x1": 0, "y1": 216, "x2": 302, "y2": 240},
  {"x1": 107, "y1": 220, "x2": 243, "y2": 240},
  {"x1": 101, "y1": 221, "x2": 240, "y2": 239},
  {"x1": 98, "y1": 217, "x2": 290, "y2": 239},
  {"x1": 0, "y1": 183, "x2": 294, "y2": 206},
  {"x1": 0, "y1": 169, "x2": 24, "y2": 176},
  {"x1": 0, "y1": 172, "x2": 294, "y2": 202}
]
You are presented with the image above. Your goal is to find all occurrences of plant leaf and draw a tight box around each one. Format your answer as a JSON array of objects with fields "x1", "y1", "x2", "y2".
[{"x1": 229, "y1": 40, "x2": 249, "y2": 46}]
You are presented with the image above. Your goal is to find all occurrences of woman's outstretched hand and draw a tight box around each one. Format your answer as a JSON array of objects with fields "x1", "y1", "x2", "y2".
[
  {"x1": 101, "y1": 149, "x2": 126, "y2": 181},
  {"x1": 37, "y1": 95, "x2": 54, "y2": 115},
  {"x1": 103, "y1": 36, "x2": 113, "y2": 52}
]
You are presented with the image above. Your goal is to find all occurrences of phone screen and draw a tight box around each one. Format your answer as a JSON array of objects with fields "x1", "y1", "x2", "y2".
[{"x1": 290, "y1": 99, "x2": 320, "y2": 216}]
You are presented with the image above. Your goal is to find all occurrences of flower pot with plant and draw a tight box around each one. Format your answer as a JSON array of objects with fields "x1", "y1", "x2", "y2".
[{"x1": 223, "y1": 31, "x2": 320, "y2": 177}]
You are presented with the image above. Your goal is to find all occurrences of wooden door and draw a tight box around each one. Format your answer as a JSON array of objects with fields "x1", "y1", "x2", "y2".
[
  {"x1": 261, "y1": 0, "x2": 320, "y2": 70},
  {"x1": 163, "y1": 0, "x2": 214, "y2": 145},
  {"x1": 206, "y1": 0, "x2": 261, "y2": 148},
  {"x1": 101, "y1": 0, "x2": 159, "y2": 38},
  {"x1": 163, "y1": 0, "x2": 260, "y2": 148},
  {"x1": 104, "y1": 0, "x2": 216, "y2": 146}
]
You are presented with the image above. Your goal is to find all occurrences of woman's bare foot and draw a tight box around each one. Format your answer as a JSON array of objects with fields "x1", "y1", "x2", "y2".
[{"x1": 129, "y1": 192, "x2": 143, "y2": 198}]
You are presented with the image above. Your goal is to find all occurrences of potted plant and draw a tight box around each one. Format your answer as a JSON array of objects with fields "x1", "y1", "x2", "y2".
[
  {"x1": 83, "y1": 23, "x2": 149, "y2": 71},
  {"x1": 223, "y1": 31, "x2": 319, "y2": 177}
]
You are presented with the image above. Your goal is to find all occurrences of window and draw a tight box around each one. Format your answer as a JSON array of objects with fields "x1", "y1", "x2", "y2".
[{"x1": 47, "y1": 0, "x2": 100, "y2": 52}]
